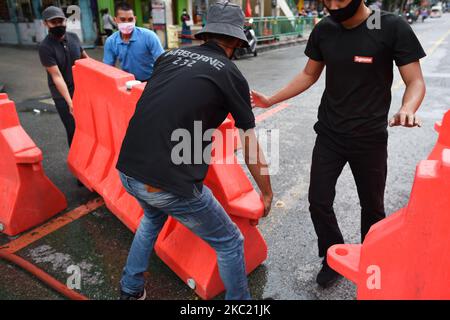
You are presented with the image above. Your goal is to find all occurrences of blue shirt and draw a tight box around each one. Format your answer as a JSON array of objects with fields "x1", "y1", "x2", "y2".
[{"x1": 103, "y1": 27, "x2": 164, "y2": 81}]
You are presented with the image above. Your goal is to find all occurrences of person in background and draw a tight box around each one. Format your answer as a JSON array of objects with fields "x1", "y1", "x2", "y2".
[
  {"x1": 420, "y1": 7, "x2": 429, "y2": 22},
  {"x1": 103, "y1": 2, "x2": 164, "y2": 81},
  {"x1": 369, "y1": 0, "x2": 382, "y2": 10},
  {"x1": 102, "y1": 8, "x2": 117, "y2": 37},
  {"x1": 299, "y1": 7, "x2": 307, "y2": 17},
  {"x1": 38, "y1": 6, "x2": 89, "y2": 150},
  {"x1": 181, "y1": 8, "x2": 193, "y2": 44}
]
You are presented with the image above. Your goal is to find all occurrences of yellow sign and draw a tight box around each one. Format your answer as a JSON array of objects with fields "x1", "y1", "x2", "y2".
[{"x1": 167, "y1": 25, "x2": 179, "y2": 49}]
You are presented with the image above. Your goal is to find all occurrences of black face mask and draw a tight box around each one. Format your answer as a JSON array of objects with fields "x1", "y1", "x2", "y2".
[
  {"x1": 326, "y1": 0, "x2": 362, "y2": 23},
  {"x1": 49, "y1": 25, "x2": 66, "y2": 38}
]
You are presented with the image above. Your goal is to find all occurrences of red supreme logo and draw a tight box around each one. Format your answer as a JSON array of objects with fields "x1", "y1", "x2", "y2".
[{"x1": 354, "y1": 56, "x2": 373, "y2": 64}]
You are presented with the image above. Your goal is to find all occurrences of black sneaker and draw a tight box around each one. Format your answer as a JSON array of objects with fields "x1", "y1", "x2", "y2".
[
  {"x1": 119, "y1": 289, "x2": 146, "y2": 300},
  {"x1": 316, "y1": 259, "x2": 342, "y2": 288}
]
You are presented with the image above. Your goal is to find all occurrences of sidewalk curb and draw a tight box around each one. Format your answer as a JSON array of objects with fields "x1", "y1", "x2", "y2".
[
  {"x1": 15, "y1": 95, "x2": 57, "y2": 113},
  {"x1": 257, "y1": 38, "x2": 308, "y2": 53}
]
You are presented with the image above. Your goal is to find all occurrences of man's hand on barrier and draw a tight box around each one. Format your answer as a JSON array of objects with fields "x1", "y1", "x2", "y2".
[
  {"x1": 251, "y1": 90, "x2": 272, "y2": 109},
  {"x1": 389, "y1": 110, "x2": 422, "y2": 128}
]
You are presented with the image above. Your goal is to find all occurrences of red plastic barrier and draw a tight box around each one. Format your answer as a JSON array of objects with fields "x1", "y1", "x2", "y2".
[
  {"x1": 428, "y1": 109, "x2": 450, "y2": 161},
  {"x1": 327, "y1": 149, "x2": 450, "y2": 299},
  {"x1": 68, "y1": 58, "x2": 134, "y2": 192},
  {"x1": 69, "y1": 59, "x2": 267, "y2": 298},
  {"x1": 102, "y1": 82, "x2": 146, "y2": 232},
  {"x1": 0, "y1": 94, "x2": 67, "y2": 236},
  {"x1": 68, "y1": 59, "x2": 143, "y2": 231}
]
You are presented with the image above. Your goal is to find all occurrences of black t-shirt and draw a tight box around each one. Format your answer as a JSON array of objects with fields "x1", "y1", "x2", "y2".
[
  {"x1": 305, "y1": 11, "x2": 426, "y2": 139},
  {"x1": 38, "y1": 32, "x2": 83, "y2": 100},
  {"x1": 116, "y1": 41, "x2": 255, "y2": 197}
]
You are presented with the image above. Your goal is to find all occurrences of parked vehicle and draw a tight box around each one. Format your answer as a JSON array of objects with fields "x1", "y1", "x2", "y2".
[
  {"x1": 401, "y1": 11, "x2": 417, "y2": 24},
  {"x1": 233, "y1": 19, "x2": 257, "y2": 60},
  {"x1": 430, "y1": 5, "x2": 443, "y2": 18}
]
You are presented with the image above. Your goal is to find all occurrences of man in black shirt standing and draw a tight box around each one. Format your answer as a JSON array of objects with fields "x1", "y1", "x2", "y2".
[
  {"x1": 116, "y1": 1, "x2": 273, "y2": 300},
  {"x1": 252, "y1": 0, "x2": 426, "y2": 287},
  {"x1": 38, "y1": 6, "x2": 88, "y2": 147}
]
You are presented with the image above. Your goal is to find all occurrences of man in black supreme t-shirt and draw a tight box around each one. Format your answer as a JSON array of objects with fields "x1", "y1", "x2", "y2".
[
  {"x1": 252, "y1": 0, "x2": 426, "y2": 287},
  {"x1": 116, "y1": 2, "x2": 273, "y2": 300}
]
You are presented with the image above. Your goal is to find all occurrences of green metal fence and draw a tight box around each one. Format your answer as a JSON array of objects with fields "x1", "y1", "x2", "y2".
[{"x1": 246, "y1": 16, "x2": 315, "y2": 43}]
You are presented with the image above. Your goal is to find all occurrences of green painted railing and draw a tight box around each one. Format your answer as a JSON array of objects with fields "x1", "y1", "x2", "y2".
[{"x1": 246, "y1": 16, "x2": 315, "y2": 42}]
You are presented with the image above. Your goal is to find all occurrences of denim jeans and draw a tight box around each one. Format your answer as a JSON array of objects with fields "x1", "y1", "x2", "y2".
[{"x1": 118, "y1": 171, "x2": 251, "y2": 300}]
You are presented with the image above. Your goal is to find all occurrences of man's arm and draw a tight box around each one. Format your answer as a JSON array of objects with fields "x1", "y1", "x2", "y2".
[
  {"x1": 252, "y1": 58, "x2": 325, "y2": 108},
  {"x1": 239, "y1": 128, "x2": 273, "y2": 217},
  {"x1": 389, "y1": 61, "x2": 426, "y2": 127},
  {"x1": 81, "y1": 50, "x2": 89, "y2": 59},
  {"x1": 46, "y1": 65, "x2": 73, "y2": 114}
]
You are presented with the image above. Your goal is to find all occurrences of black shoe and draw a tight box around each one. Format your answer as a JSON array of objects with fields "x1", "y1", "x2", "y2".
[
  {"x1": 119, "y1": 289, "x2": 146, "y2": 300},
  {"x1": 316, "y1": 260, "x2": 342, "y2": 288}
]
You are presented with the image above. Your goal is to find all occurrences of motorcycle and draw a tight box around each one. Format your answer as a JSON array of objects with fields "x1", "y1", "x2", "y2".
[
  {"x1": 406, "y1": 12, "x2": 413, "y2": 23},
  {"x1": 233, "y1": 19, "x2": 257, "y2": 60}
]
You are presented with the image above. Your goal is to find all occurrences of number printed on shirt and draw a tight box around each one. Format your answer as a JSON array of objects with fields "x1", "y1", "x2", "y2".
[{"x1": 173, "y1": 57, "x2": 197, "y2": 67}]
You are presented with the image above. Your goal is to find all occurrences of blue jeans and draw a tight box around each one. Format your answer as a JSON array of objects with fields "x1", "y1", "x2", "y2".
[{"x1": 118, "y1": 171, "x2": 251, "y2": 300}]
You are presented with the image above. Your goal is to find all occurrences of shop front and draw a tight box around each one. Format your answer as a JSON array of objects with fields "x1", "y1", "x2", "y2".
[{"x1": 0, "y1": 0, "x2": 97, "y2": 45}]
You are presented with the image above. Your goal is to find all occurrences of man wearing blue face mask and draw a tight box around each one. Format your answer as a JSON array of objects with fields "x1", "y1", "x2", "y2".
[
  {"x1": 252, "y1": 0, "x2": 426, "y2": 288},
  {"x1": 103, "y1": 2, "x2": 164, "y2": 81}
]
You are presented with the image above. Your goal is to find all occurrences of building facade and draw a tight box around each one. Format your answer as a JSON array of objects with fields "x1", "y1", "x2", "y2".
[{"x1": 0, "y1": 0, "x2": 314, "y2": 46}]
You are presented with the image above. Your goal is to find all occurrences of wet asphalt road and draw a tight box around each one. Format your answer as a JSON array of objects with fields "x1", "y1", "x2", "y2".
[{"x1": 0, "y1": 14, "x2": 449, "y2": 300}]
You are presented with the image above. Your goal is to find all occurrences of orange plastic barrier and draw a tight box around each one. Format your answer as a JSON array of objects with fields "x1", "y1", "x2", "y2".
[
  {"x1": 69, "y1": 59, "x2": 267, "y2": 299},
  {"x1": 327, "y1": 149, "x2": 450, "y2": 299},
  {"x1": 68, "y1": 58, "x2": 134, "y2": 192},
  {"x1": 101, "y1": 82, "x2": 147, "y2": 232},
  {"x1": 428, "y1": 109, "x2": 450, "y2": 161},
  {"x1": 67, "y1": 59, "x2": 144, "y2": 231},
  {"x1": 0, "y1": 94, "x2": 67, "y2": 236}
]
